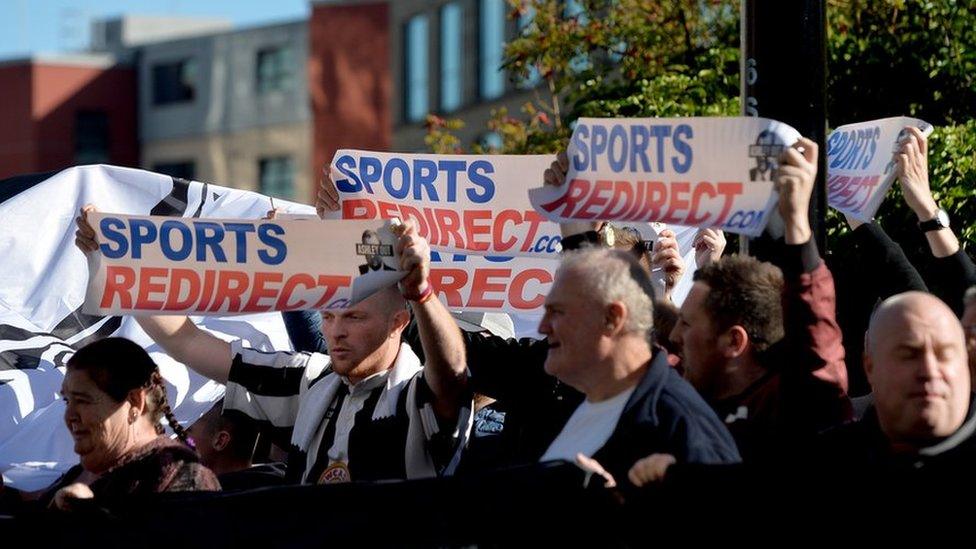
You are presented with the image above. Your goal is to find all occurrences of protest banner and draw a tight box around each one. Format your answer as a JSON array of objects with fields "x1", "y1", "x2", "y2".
[
  {"x1": 0, "y1": 165, "x2": 299, "y2": 491},
  {"x1": 528, "y1": 117, "x2": 802, "y2": 237},
  {"x1": 83, "y1": 213, "x2": 406, "y2": 315},
  {"x1": 428, "y1": 252, "x2": 558, "y2": 314},
  {"x1": 324, "y1": 150, "x2": 562, "y2": 258},
  {"x1": 826, "y1": 116, "x2": 933, "y2": 221}
]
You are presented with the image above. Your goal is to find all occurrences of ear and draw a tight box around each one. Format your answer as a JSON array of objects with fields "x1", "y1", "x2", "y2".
[
  {"x1": 126, "y1": 387, "x2": 148, "y2": 416},
  {"x1": 390, "y1": 308, "x2": 411, "y2": 338},
  {"x1": 721, "y1": 325, "x2": 750, "y2": 358},
  {"x1": 212, "y1": 430, "x2": 231, "y2": 452},
  {"x1": 605, "y1": 302, "x2": 627, "y2": 336}
]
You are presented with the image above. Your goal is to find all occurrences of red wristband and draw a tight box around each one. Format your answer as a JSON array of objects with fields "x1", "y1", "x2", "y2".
[{"x1": 404, "y1": 284, "x2": 434, "y2": 303}]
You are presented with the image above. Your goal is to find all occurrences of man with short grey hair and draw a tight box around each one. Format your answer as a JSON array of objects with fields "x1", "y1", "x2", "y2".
[{"x1": 457, "y1": 246, "x2": 740, "y2": 486}]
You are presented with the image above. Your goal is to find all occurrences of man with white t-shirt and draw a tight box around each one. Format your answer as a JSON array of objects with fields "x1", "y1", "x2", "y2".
[{"x1": 445, "y1": 247, "x2": 740, "y2": 486}]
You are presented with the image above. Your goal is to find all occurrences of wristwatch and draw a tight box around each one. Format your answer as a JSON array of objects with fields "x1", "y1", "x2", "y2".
[{"x1": 918, "y1": 208, "x2": 950, "y2": 232}]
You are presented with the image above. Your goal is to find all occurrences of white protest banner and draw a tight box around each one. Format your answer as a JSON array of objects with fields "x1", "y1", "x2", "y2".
[
  {"x1": 326, "y1": 150, "x2": 563, "y2": 257},
  {"x1": 83, "y1": 213, "x2": 405, "y2": 315},
  {"x1": 528, "y1": 117, "x2": 802, "y2": 237},
  {"x1": 826, "y1": 116, "x2": 933, "y2": 221},
  {"x1": 428, "y1": 253, "x2": 559, "y2": 314},
  {"x1": 0, "y1": 165, "x2": 304, "y2": 491}
]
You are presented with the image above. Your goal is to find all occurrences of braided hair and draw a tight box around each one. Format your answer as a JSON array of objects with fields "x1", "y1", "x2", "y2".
[{"x1": 66, "y1": 337, "x2": 191, "y2": 446}]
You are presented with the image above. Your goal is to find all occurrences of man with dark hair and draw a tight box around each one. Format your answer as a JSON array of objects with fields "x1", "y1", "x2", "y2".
[
  {"x1": 186, "y1": 399, "x2": 286, "y2": 491},
  {"x1": 664, "y1": 137, "x2": 851, "y2": 463}
]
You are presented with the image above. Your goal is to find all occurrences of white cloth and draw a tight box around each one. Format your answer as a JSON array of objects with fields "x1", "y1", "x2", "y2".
[{"x1": 540, "y1": 386, "x2": 636, "y2": 462}]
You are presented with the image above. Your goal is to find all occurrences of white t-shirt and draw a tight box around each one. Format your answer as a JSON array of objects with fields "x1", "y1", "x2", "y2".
[{"x1": 540, "y1": 386, "x2": 636, "y2": 462}]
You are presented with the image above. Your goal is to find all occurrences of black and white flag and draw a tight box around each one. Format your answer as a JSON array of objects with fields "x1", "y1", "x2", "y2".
[{"x1": 0, "y1": 165, "x2": 307, "y2": 491}]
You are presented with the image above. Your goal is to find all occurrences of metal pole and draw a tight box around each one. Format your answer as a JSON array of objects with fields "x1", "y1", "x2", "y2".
[{"x1": 740, "y1": 0, "x2": 827, "y2": 259}]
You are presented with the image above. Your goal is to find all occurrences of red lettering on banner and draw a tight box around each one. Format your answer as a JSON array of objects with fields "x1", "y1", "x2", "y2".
[
  {"x1": 377, "y1": 200, "x2": 400, "y2": 220},
  {"x1": 519, "y1": 211, "x2": 546, "y2": 253},
  {"x1": 342, "y1": 199, "x2": 378, "y2": 219},
  {"x1": 135, "y1": 267, "x2": 168, "y2": 310},
  {"x1": 715, "y1": 182, "x2": 743, "y2": 225},
  {"x1": 600, "y1": 181, "x2": 635, "y2": 219},
  {"x1": 101, "y1": 266, "x2": 135, "y2": 309},
  {"x1": 463, "y1": 210, "x2": 492, "y2": 252},
  {"x1": 660, "y1": 182, "x2": 691, "y2": 224},
  {"x1": 208, "y1": 270, "x2": 250, "y2": 313},
  {"x1": 493, "y1": 210, "x2": 520, "y2": 252},
  {"x1": 423, "y1": 207, "x2": 440, "y2": 245},
  {"x1": 164, "y1": 269, "x2": 201, "y2": 311},
  {"x1": 469, "y1": 269, "x2": 508, "y2": 308},
  {"x1": 685, "y1": 182, "x2": 717, "y2": 225},
  {"x1": 243, "y1": 272, "x2": 284, "y2": 312},
  {"x1": 399, "y1": 205, "x2": 428, "y2": 235},
  {"x1": 539, "y1": 178, "x2": 590, "y2": 217},
  {"x1": 435, "y1": 208, "x2": 464, "y2": 249},
  {"x1": 277, "y1": 273, "x2": 316, "y2": 310},
  {"x1": 311, "y1": 275, "x2": 352, "y2": 308},
  {"x1": 510, "y1": 269, "x2": 551, "y2": 309},
  {"x1": 429, "y1": 269, "x2": 466, "y2": 307},
  {"x1": 631, "y1": 181, "x2": 668, "y2": 221},
  {"x1": 198, "y1": 270, "x2": 217, "y2": 310},
  {"x1": 576, "y1": 179, "x2": 613, "y2": 219}
]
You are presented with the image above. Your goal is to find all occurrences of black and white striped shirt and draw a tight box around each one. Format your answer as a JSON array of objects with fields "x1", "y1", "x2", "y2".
[{"x1": 223, "y1": 340, "x2": 469, "y2": 484}]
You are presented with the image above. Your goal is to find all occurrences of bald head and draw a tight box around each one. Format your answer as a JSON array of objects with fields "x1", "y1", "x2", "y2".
[
  {"x1": 865, "y1": 291, "x2": 970, "y2": 449},
  {"x1": 867, "y1": 292, "x2": 964, "y2": 356}
]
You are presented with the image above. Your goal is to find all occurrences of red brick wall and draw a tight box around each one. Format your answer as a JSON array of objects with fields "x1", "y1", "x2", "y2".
[
  {"x1": 309, "y1": 1, "x2": 392, "y2": 203},
  {"x1": 0, "y1": 65, "x2": 37, "y2": 178},
  {"x1": 32, "y1": 64, "x2": 137, "y2": 173}
]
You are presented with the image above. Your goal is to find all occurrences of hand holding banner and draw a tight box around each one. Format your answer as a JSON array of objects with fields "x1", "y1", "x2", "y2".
[
  {"x1": 326, "y1": 150, "x2": 563, "y2": 257},
  {"x1": 82, "y1": 213, "x2": 406, "y2": 315},
  {"x1": 528, "y1": 117, "x2": 801, "y2": 236},
  {"x1": 826, "y1": 116, "x2": 933, "y2": 221}
]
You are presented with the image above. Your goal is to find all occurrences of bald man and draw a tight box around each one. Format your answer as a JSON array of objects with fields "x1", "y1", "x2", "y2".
[{"x1": 817, "y1": 291, "x2": 975, "y2": 471}]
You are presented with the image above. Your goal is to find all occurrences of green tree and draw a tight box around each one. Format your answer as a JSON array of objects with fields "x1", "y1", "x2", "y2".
[{"x1": 427, "y1": 0, "x2": 976, "y2": 253}]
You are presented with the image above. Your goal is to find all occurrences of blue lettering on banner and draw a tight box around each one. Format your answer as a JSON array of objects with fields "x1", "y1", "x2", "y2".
[
  {"x1": 129, "y1": 218, "x2": 158, "y2": 260},
  {"x1": 99, "y1": 217, "x2": 129, "y2": 259},
  {"x1": 827, "y1": 126, "x2": 881, "y2": 171},
  {"x1": 330, "y1": 154, "x2": 496, "y2": 203},
  {"x1": 570, "y1": 122, "x2": 695, "y2": 174},
  {"x1": 159, "y1": 220, "x2": 194, "y2": 261},
  {"x1": 724, "y1": 209, "x2": 766, "y2": 231},
  {"x1": 98, "y1": 218, "x2": 288, "y2": 266},
  {"x1": 257, "y1": 224, "x2": 287, "y2": 265},
  {"x1": 533, "y1": 235, "x2": 562, "y2": 254}
]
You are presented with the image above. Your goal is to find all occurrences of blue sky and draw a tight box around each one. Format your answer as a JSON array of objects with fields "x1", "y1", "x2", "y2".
[{"x1": 0, "y1": 0, "x2": 309, "y2": 60}]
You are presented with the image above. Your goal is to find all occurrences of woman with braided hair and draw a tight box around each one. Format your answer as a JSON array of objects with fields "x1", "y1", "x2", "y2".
[{"x1": 42, "y1": 337, "x2": 219, "y2": 511}]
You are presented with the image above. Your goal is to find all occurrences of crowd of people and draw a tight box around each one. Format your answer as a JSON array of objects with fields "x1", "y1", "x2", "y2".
[{"x1": 1, "y1": 125, "x2": 974, "y2": 530}]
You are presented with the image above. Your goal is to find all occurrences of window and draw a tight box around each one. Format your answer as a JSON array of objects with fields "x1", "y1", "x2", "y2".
[
  {"x1": 480, "y1": 131, "x2": 503, "y2": 152},
  {"x1": 75, "y1": 111, "x2": 109, "y2": 164},
  {"x1": 152, "y1": 59, "x2": 197, "y2": 105},
  {"x1": 440, "y1": 3, "x2": 463, "y2": 112},
  {"x1": 517, "y1": 6, "x2": 541, "y2": 89},
  {"x1": 478, "y1": 0, "x2": 505, "y2": 100},
  {"x1": 256, "y1": 46, "x2": 294, "y2": 94},
  {"x1": 563, "y1": 0, "x2": 591, "y2": 73},
  {"x1": 404, "y1": 15, "x2": 430, "y2": 123},
  {"x1": 153, "y1": 161, "x2": 196, "y2": 181},
  {"x1": 259, "y1": 157, "x2": 294, "y2": 199}
]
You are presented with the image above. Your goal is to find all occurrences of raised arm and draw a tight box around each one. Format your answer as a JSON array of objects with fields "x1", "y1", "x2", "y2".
[
  {"x1": 75, "y1": 205, "x2": 232, "y2": 382},
  {"x1": 895, "y1": 126, "x2": 976, "y2": 314},
  {"x1": 773, "y1": 138, "x2": 851, "y2": 428},
  {"x1": 396, "y1": 220, "x2": 467, "y2": 420}
]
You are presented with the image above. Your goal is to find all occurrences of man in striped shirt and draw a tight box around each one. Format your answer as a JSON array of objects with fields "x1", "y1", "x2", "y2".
[{"x1": 75, "y1": 214, "x2": 469, "y2": 485}]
